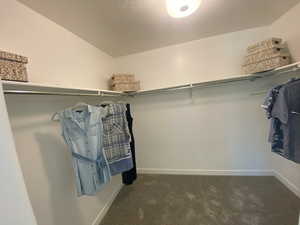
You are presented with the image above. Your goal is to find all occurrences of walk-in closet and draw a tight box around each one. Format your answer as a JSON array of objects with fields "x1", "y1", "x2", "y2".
[{"x1": 1, "y1": 1, "x2": 300, "y2": 225}]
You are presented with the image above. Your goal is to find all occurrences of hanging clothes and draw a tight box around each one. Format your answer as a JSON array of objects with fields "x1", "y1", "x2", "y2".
[
  {"x1": 122, "y1": 104, "x2": 137, "y2": 185},
  {"x1": 101, "y1": 104, "x2": 134, "y2": 175},
  {"x1": 262, "y1": 84, "x2": 285, "y2": 153},
  {"x1": 261, "y1": 84, "x2": 282, "y2": 119},
  {"x1": 58, "y1": 105, "x2": 111, "y2": 196},
  {"x1": 263, "y1": 79, "x2": 300, "y2": 163}
]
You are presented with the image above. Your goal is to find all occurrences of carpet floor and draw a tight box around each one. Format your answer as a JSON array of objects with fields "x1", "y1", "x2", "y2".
[{"x1": 100, "y1": 174, "x2": 300, "y2": 225}]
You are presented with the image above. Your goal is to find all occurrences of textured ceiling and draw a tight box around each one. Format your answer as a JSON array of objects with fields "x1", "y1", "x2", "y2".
[{"x1": 18, "y1": 0, "x2": 300, "y2": 57}]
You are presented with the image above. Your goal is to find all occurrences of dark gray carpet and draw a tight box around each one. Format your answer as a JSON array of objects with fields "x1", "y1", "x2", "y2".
[{"x1": 100, "y1": 175, "x2": 300, "y2": 225}]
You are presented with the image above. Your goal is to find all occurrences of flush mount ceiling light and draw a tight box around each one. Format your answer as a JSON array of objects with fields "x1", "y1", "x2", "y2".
[{"x1": 166, "y1": 0, "x2": 202, "y2": 18}]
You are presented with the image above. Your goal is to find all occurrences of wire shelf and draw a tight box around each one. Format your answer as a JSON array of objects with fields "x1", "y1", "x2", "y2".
[{"x1": 2, "y1": 62, "x2": 300, "y2": 97}]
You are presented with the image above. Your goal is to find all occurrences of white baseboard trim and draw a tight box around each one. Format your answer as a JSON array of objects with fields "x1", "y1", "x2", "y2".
[
  {"x1": 137, "y1": 168, "x2": 274, "y2": 176},
  {"x1": 273, "y1": 171, "x2": 300, "y2": 198},
  {"x1": 92, "y1": 184, "x2": 123, "y2": 225}
]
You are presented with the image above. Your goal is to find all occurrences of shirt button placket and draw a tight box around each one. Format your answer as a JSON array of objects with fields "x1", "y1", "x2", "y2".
[
  {"x1": 85, "y1": 139, "x2": 90, "y2": 153},
  {"x1": 85, "y1": 138, "x2": 93, "y2": 170}
]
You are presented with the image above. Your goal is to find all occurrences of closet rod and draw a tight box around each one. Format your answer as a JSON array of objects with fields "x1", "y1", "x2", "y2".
[
  {"x1": 131, "y1": 62, "x2": 300, "y2": 96},
  {"x1": 3, "y1": 90, "x2": 121, "y2": 97},
  {"x1": 250, "y1": 67, "x2": 300, "y2": 96},
  {"x1": 131, "y1": 76, "x2": 262, "y2": 96}
]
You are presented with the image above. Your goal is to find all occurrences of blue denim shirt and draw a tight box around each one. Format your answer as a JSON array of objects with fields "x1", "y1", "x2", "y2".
[{"x1": 59, "y1": 105, "x2": 111, "y2": 196}]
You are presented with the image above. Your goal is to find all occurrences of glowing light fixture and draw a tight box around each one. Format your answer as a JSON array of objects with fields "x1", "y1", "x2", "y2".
[{"x1": 166, "y1": 0, "x2": 202, "y2": 18}]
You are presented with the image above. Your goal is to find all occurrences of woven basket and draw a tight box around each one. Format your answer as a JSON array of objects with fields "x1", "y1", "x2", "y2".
[
  {"x1": 0, "y1": 50, "x2": 28, "y2": 82},
  {"x1": 111, "y1": 74, "x2": 135, "y2": 83},
  {"x1": 243, "y1": 46, "x2": 289, "y2": 65},
  {"x1": 247, "y1": 38, "x2": 282, "y2": 54},
  {"x1": 111, "y1": 81, "x2": 140, "y2": 92},
  {"x1": 242, "y1": 55, "x2": 290, "y2": 74}
]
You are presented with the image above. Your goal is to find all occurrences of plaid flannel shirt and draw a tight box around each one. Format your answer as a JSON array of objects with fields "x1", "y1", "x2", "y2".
[{"x1": 102, "y1": 104, "x2": 133, "y2": 175}]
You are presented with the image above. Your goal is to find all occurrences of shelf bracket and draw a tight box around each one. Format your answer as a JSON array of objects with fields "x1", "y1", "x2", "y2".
[
  {"x1": 189, "y1": 84, "x2": 194, "y2": 103},
  {"x1": 249, "y1": 75, "x2": 261, "y2": 82},
  {"x1": 292, "y1": 67, "x2": 299, "y2": 72}
]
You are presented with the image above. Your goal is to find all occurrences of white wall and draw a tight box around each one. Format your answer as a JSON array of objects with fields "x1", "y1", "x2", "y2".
[
  {"x1": 0, "y1": 0, "x2": 113, "y2": 89},
  {"x1": 2, "y1": 2, "x2": 300, "y2": 225},
  {"x1": 116, "y1": 27, "x2": 268, "y2": 90},
  {"x1": 116, "y1": 27, "x2": 274, "y2": 174},
  {"x1": 5, "y1": 95, "x2": 123, "y2": 225},
  {"x1": 131, "y1": 83, "x2": 273, "y2": 175},
  {"x1": 1, "y1": 1, "x2": 122, "y2": 225},
  {"x1": 0, "y1": 84, "x2": 37, "y2": 225},
  {"x1": 269, "y1": 2, "x2": 300, "y2": 62},
  {"x1": 268, "y1": 2, "x2": 300, "y2": 197},
  {"x1": 116, "y1": 5, "x2": 300, "y2": 196}
]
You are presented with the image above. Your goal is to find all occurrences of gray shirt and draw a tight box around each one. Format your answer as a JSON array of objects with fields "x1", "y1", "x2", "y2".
[{"x1": 271, "y1": 79, "x2": 300, "y2": 163}]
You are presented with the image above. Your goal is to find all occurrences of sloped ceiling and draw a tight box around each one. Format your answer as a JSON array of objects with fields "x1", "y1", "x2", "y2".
[{"x1": 18, "y1": 0, "x2": 300, "y2": 57}]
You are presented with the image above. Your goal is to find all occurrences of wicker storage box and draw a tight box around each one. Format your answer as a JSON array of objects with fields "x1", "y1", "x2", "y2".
[
  {"x1": 247, "y1": 38, "x2": 282, "y2": 54},
  {"x1": 111, "y1": 81, "x2": 140, "y2": 92},
  {"x1": 112, "y1": 74, "x2": 135, "y2": 83},
  {"x1": 242, "y1": 55, "x2": 291, "y2": 74},
  {"x1": 0, "y1": 50, "x2": 28, "y2": 82},
  {"x1": 243, "y1": 46, "x2": 289, "y2": 65}
]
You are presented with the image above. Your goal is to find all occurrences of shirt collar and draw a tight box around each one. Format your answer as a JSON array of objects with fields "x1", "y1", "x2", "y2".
[{"x1": 64, "y1": 104, "x2": 93, "y2": 119}]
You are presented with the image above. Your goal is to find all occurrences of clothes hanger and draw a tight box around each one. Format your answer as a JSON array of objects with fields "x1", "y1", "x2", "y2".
[
  {"x1": 287, "y1": 77, "x2": 300, "y2": 83},
  {"x1": 71, "y1": 102, "x2": 88, "y2": 112},
  {"x1": 117, "y1": 100, "x2": 128, "y2": 104},
  {"x1": 100, "y1": 100, "x2": 129, "y2": 107},
  {"x1": 51, "y1": 112, "x2": 60, "y2": 121},
  {"x1": 51, "y1": 102, "x2": 89, "y2": 121},
  {"x1": 99, "y1": 100, "x2": 115, "y2": 107}
]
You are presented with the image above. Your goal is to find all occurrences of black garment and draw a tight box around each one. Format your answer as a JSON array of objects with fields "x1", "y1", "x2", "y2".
[
  {"x1": 122, "y1": 104, "x2": 137, "y2": 184},
  {"x1": 263, "y1": 85, "x2": 285, "y2": 154}
]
